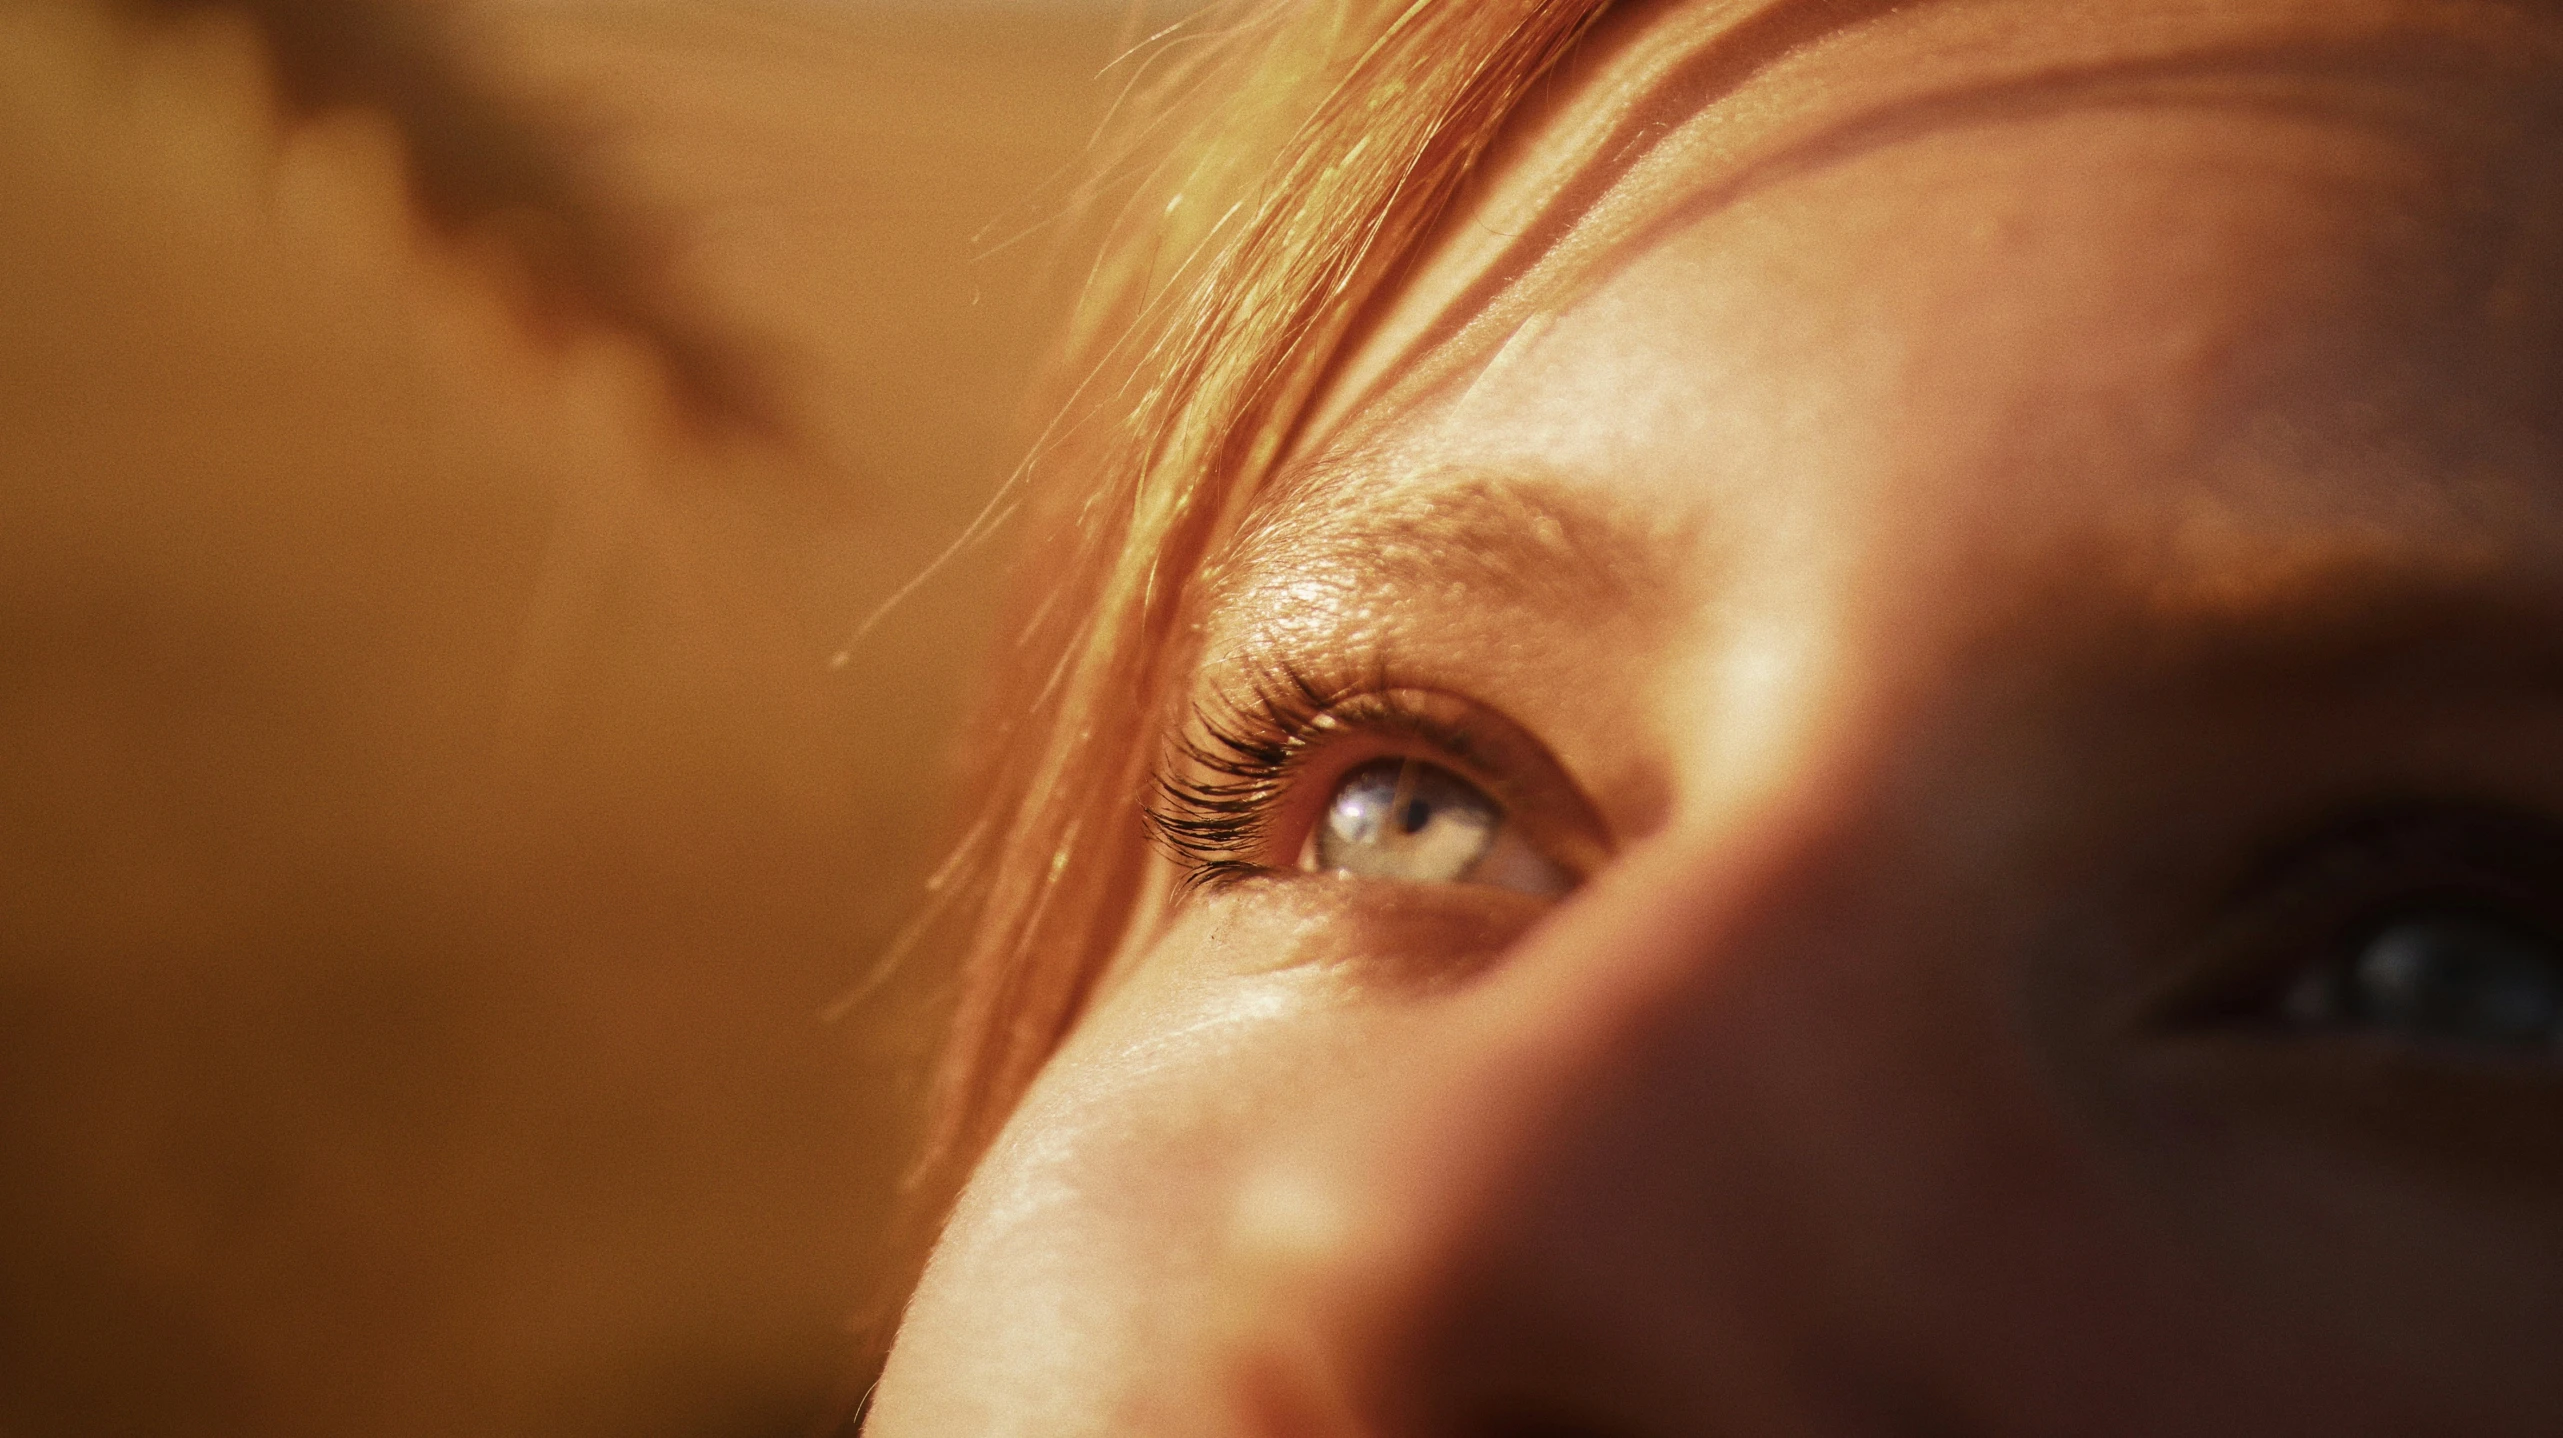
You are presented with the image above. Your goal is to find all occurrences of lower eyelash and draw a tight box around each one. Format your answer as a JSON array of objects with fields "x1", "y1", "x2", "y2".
[{"x1": 1146, "y1": 662, "x2": 1451, "y2": 892}]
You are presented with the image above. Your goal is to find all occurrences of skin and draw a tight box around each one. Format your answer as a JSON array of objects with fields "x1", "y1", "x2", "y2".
[{"x1": 874, "y1": 0, "x2": 2563, "y2": 1432}]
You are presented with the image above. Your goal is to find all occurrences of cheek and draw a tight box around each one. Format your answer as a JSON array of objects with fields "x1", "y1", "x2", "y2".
[{"x1": 879, "y1": 937, "x2": 1398, "y2": 1431}]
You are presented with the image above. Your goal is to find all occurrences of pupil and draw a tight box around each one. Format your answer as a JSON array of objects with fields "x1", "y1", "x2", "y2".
[
  {"x1": 2341, "y1": 912, "x2": 2563, "y2": 1049},
  {"x1": 1400, "y1": 797, "x2": 1432, "y2": 836}
]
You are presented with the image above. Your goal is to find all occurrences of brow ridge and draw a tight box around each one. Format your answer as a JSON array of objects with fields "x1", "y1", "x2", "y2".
[{"x1": 1217, "y1": 465, "x2": 1686, "y2": 626}]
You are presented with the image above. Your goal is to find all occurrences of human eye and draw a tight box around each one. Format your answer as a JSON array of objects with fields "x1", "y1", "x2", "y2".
[
  {"x1": 1310, "y1": 757, "x2": 1571, "y2": 894},
  {"x1": 2162, "y1": 806, "x2": 2563, "y2": 1061},
  {"x1": 2273, "y1": 909, "x2": 2563, "y2": 1051},
  {"x1": 1146, "y1": 665, "x2": 1588, "y2": 897}
]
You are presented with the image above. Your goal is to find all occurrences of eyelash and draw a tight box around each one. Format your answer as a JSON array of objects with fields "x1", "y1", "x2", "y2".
[{"x1": 1146, "y1": 662, "x2": 1483, "y2": 892}]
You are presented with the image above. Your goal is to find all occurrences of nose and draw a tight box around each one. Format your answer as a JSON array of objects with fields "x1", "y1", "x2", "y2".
[
  {"x1": 1205, "y1": 816, "x2": 1824, "y2": 1437},
  {"x1": 1199, "y1": 777, "x2": 2322, "y2": 1437}
]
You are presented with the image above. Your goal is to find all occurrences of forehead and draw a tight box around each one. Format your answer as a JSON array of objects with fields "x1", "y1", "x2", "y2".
[
  {"x1": 1237, "y1": 0, "x2": 2563, "y2": 637},
  {"x1": 1298, "y1": 0, "x2": 2563, "y2": 462},
  {"x1": 1406, "y1": 111, "x2": 2552, "y2": 558}
]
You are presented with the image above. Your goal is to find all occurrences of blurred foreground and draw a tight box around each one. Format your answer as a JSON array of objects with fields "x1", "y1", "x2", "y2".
[{"x1": 0, "y1": 2, "x2": 1121, "y2": 1433}]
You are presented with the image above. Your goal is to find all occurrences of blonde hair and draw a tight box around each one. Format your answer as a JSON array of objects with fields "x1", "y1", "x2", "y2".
[{"x1": 917, "y1": 0, "x2": 1620, "y2": 1207}]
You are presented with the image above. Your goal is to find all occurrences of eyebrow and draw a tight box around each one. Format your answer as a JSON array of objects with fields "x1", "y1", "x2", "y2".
[
  {"x1": 1211, "y1": 467, "x2": 1686, "y2": 627},
  {"x1": 1214, "y1": 464, "x2": 2563, "y2": 699}
]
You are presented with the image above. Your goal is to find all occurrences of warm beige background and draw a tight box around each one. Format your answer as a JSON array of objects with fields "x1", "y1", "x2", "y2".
[{"x1": 0, "y1": 2, "x2": 1125, "y2": 1433}]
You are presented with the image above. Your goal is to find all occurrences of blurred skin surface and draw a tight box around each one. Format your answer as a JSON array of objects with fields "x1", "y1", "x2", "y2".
[{"x1": 874, "y1": 0, "x2": 2563, "y2": 1433}]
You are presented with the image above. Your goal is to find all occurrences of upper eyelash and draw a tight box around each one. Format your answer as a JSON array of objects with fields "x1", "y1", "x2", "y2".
[{"x1": 1145, "y1": 662, "x2": 1469, "y2": 892}]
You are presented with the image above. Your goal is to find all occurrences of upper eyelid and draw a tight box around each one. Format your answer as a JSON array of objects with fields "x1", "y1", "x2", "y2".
[
  {"x1": 1188, "y1": 670, "x2": 1510, "y2": 793},
  {"x1": 1314, "y1": 693, "x2": 1499, "y2": 774}
]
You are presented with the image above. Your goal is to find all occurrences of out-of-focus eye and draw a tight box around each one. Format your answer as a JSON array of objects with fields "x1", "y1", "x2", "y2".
[
  {"x1": 1308, "y1": 757, "x2": 1570, "y2": 895},
  {"x1": 2278, "y1": 908, "x2": 2563, "y2": 1052}
]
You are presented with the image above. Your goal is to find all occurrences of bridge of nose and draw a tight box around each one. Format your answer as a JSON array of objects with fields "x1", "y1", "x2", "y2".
[{"x1": 1200, "y1": 781, "x2": 2358, "y2": 1437}]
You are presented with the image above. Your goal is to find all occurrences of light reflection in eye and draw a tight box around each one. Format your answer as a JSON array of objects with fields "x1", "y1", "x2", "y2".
[
  {"x1": 2281, "y1": 909, "x2": 2563, "y2": 1052},
  {"x1": 1310, "y1": 758, "x2": 1502, "y2": 884}
]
